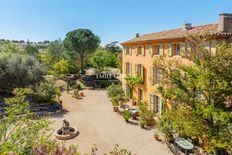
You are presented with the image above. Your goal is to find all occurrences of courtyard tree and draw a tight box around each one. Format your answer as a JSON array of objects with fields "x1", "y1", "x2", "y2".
[
  {"x1": 105, "y1": 41, "x2": 122, "y2": 53},
  {"x1": 64, "y1": 29, "x2": 100, "y2": 74},
  {"x1": 155, "y1": 35, "x2": 232, "y2": 154}
]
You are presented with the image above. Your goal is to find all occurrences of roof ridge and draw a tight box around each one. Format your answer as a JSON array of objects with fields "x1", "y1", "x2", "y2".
[{"x1": 140, "y1": 23, "x2": 218, "y2": 37}]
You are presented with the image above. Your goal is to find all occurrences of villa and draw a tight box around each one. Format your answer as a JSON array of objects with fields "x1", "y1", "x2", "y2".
[{"x1": 121, "y1": 13, "x2": 232, "y2": 114}]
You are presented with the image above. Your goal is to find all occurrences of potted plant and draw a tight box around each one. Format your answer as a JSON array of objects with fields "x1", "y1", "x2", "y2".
[
  {"x1": 194, "y1": 147, "x2": 200, "y2": 155},
  {"x1": 165, "y1": 134, "x2": 174, "y2": 143},
  {"x1": 72, "y1": 89, "x2": 82, "y2": 99},
  {"x1": 112, "y1": 96, "x2": 119, "y2": 112},
  {"x1": 80, "y1": 92, "x2": 85, "y2": 97},
  {"x1": 139, "y1": 117, "x2": 146, "y2": 128},
  {"x1": 119, "y1": 98, "x2": 125, "y2": 108},
  {"x1": 122, "y1": 110, "x2": 132, "y2": 122},
  {"x1": 132, "y1": 96, "x2": 137, "y2": 106},
  {"x1": 154, "y1": 133, "x2": 161, "y2": 141}
]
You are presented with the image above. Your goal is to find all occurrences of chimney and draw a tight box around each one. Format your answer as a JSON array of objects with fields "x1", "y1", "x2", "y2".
[
  {"x1": 218, "y1": 13, "x2": 232, "y2": 32},
  {"x1": 183, "y1": 23, "x2": 192, "y2": 30},
  {"x1": 136, "y1": 33, "x2": 140, "y2": 38}
]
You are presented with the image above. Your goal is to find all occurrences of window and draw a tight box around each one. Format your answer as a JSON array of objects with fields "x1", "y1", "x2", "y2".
[
  {"x1": 152, "y1": 44, "x2": 163, "y2": 55},
  {"x1": 155, "y1": 95, "x2": 162, "y2": 114},
  {"x1": 137, "y1": 46, "x2": 142, "y2": 55},
  {"x1": 125, "y1": 47, "x2": 131, "y2": 55},
  {"x1": 175, "y1": 44, "x2": 181, "y2": 55},
  {"x1": 150, "y1": 95, "x2": 162, "y2": 114},
  {"x1": 151, "y1": 66, "x2": 162, "y2": 85},
  {"x1": 135, "y1": 64, "x2": 143, "y2": 79},
  {"x1": 124, "y1": 84, "x2": 132, "y2": 97},
  {"x1": 204, "y1": 41, "x2": 211, "y2": 52},
  {"x1": 125, "y1": 63, "x2": 131, "y2": 75},
  {"x1": 138, "y1": 89, "x2": 143, "y2": 101}
]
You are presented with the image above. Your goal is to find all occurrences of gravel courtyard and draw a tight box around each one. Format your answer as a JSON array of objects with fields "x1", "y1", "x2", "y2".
[{"x1": 50, "y1": 89, "x2": 173, "y2": 155}]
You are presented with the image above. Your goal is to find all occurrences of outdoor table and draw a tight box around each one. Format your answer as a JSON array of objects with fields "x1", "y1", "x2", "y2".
[{"x1": 174, "y1": 137, "x2": 194, "y2": 155}]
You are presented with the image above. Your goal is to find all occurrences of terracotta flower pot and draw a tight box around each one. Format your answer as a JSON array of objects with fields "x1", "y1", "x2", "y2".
[
  {"x1": 80, "y1": 92, "x2": 85, "y2": 97},
  {"x1": 132, "y1": 100, "x2": 137, "y2": 106},
  {"x1": 113, "y1": 106, "x2": 118, "y2": 112},
  {"x1": 154, "y1": 135, "x2": 161, "y2": 141},
  {"x1": 140, "y1": 123, "x2": 145, "y2": 129},
  {"x1": 119, "y1": 100, "x2": 124, "y2": 108}
]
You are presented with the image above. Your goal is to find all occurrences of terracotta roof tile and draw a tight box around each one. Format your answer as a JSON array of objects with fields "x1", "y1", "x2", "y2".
[{"x1": 122, "y1": 24, "x2": 232, "y2": 45}]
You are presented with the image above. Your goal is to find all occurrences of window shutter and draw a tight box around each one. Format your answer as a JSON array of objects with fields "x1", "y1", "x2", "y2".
[
  {"x1": 159, "y1": 44, "x2": 164, "y2": 56},
  {"x1": 151, "y1": 45, "x2": 155, "y2": 57},
  {"x1": 140, "y1": 64, "x2": 144, "y2": 80},
  {"x1": 130, "y1": 63, "x2": 132, "y2": 75},
  {"x1": 135, "y1": 47, "x2": 138, "y2": 56},
  {"x1": 180, "y1": 43, "x2": 186, "y2": 57},
  {"x1": 154, "y1": 67, "x2": 158, "y2": 83},
  {"x1": 124, "y1": 48, "x2": 126, "y2": 55},
  {"x1": 123, "y1": 84, "x2": 127, "y2": 95},
  {"x1": 168, "y1": 44, "x2": 172, "y2": 56},
  {"x1": 124, "y1": 63, "x2": 127, "y2": 74},
  {"x1": 134, "y1": 64, "x2": 137, "y2": 75},
  {"x1": 186, "y1": 43, "x2": 191, "y2": 53},
  {"x1": 147, "y1": 45, "x2": 152, "y2": 56},
  {"x1": 154, "y1": 96, "x2": 158, "y2": 113},
  {"x1": 204, "y1": 41, "x2": 211, "y2": 52},
  {"x1": 172, "y1": 44, "x2": 176, "y2": 56},
  {"x1": 150, "y1": 66, "x2": 154, "y2": 86},
  {"x1": 158, "y1": 96, "x2": 162, "y2": 114},
  {"x1": 155, "y1": 45, "x2": 158, "y2": 55},
  {"x1": 142, "y1": 46, "x2": 145, "y2": 56},
  {"x1": 129, "y1": 47, "x2": 132, "y2": 55}
]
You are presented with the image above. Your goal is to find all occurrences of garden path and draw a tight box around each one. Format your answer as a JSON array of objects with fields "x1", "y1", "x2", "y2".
[{"x1": 50, "y1": 90, "x2": 173, "y2": 155}]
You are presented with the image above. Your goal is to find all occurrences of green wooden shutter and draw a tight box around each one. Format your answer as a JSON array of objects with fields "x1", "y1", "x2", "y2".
[
  {"x1": 150, "y1": 66, "x2": 154, "y2": 86},
  {"x1": 140, "y1": 64, "x2": 143, "y2": 80}
]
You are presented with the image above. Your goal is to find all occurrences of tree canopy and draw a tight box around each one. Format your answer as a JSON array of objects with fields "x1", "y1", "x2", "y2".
[
  {"x1": 156, "y1": 36, "x2": 232, "y2": 154},
  {"x1": 64, "y1": 29, "x2": 100, "y2": 74}
]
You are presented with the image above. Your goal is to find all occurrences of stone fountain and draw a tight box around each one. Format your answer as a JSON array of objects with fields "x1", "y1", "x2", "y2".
[{"x1": 55, "y1": 119, "x2": 79, "y2": 140}]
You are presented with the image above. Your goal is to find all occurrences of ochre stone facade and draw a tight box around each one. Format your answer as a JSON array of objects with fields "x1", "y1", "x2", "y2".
[{"x1": 121, "y1": 14, "x2": 232, "y2": 114}]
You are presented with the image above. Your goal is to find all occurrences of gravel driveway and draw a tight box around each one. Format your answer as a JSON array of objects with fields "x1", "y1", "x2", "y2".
[{"x1": 50, "y1": 89, "x2": 173, "y2": 155}]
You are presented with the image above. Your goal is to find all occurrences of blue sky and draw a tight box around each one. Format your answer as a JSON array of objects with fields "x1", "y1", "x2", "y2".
[{"x1": 0, "y1": 0, "x2": 232, "y2": 45}]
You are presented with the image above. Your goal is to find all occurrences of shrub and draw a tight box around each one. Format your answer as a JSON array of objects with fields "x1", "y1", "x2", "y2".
[
  {"x1": 72, "y1": 89, "x2": 81, "y2": 98},
  {"x1": 107, "y1": 83, "x2": 123, "y2": 98},
  {"x1": 70, "y1": 80, "x2": 86, "y2": 90},
  {"x1": 48, "y1": 59, "x2": 69, "y2": 77},
  {"x1": 68, "y1": 61, "x2": 80, "y2": 74},
  {"x1": 112, "y1": 95, "x2": 120, "y2": 106},
  {"x1": 30, "y1": 80, "x2": 60, "y2": 103},
  {"x1": 138, "y1": 101, "x2": 155, "y2": 125},
  {"x1": 0, "y1": 88, "x2": 50, "y2": 154},
  {"x1": 0, "y1": 54, "x2": 46, "y2": 92},
  {"x1": 55, "y1": 79, "x2": 68, "y2": 91},
  {"x1": 122, "y1": 110, "x2": 132, "y2": 122}
]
